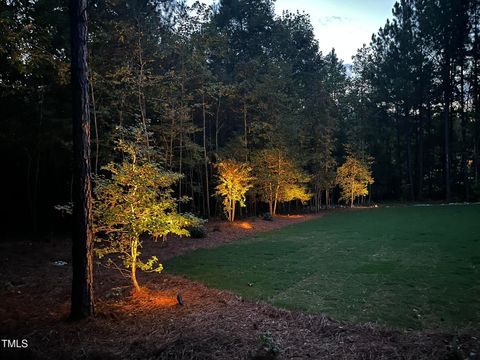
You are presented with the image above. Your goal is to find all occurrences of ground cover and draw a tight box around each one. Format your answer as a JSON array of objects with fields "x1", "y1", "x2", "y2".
[{"x1": 166, "y1": 204, "x2": 480, "y2": 331}]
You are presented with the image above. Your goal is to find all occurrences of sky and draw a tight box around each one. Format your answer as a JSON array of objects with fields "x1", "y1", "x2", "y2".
[
  {"x1": 274, "y1": 0, "x2": 396, "y2": 63},
  {"x1": 187, "y1": 0, "x2": 397, "y2": 63}
]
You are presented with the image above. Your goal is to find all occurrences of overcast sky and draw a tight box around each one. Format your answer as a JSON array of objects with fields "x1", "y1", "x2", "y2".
[{"x1": 187, "y1": 0, "x2": 396, "y2": 63}]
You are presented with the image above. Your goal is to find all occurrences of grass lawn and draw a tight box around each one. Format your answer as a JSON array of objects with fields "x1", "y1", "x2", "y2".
[{"x1": 165, "y1": 205, "x2": 480, "y2": 331}]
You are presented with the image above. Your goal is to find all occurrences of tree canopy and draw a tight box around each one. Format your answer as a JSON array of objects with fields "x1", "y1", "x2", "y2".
[
  {"x1": 214, "y1": 160, "x2": 254, "y2": 222},
  {"x1": 1, "y1": 0, "x2": 480, "y2": 234},
  {"x1": 336, "y1": 155, "x2": 374, "y2": 207},
  {"x1": 94, "y1": 125, "x2": 201, "y2": 291}
]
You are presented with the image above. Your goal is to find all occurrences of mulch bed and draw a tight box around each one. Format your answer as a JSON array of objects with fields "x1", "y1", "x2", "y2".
[{"x1": 0, "y1": 212, "x2": 478, "y2": 359}]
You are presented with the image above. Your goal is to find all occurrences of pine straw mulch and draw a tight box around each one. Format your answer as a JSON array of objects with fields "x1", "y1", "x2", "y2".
[{"x1": 0, "y1": 213, "x2": 479, "y2": 360}]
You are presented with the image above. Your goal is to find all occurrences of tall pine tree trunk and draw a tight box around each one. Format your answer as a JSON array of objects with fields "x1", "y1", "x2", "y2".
[
  {"x1": 215, "y1": 95, "x2": 221, "y2": 156},
  {"x1": 417, "y1": 106, "x2": 425, "y2": 200},
  {"x1": 243, "y1": 101, "x2": 248, "y2": 161},
  {"x1": 137, "y1": 36, "x2": 149, "y2": 148},
  {"x1": 406, "y1": 122, "x2": 415, "y2": 200},
  {"x1": 89, "y1": 75, "x2": 99, "y2": 175},
  {"x1": 474, "y1": 3, "x2": 480, "y2": 187},
  {"x1": 202, "y1": 92, "x2": 210, "y2": 218},
  {"x1": 474, "y1": 9, "x2": 480, "y2": 187},
  {"x1": 70, "y1": 0, "x2": 94, "y2": 320},
  {"x1": 460, "y1": 61, "x2": 470, "y2": 200},
  {"x1": 443, "y1": 56, "x2": 452, "y2": 201}
]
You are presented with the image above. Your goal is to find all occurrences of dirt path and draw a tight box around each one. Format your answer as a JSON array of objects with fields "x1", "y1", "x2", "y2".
[{"x1": 0, "y1": 212, "x2": 478, "y2": 359}]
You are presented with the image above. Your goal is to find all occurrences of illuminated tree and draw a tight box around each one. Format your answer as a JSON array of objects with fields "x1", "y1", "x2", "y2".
[
  {"x1": 253, "y1": 149, "x2": 311, "y2": 215},
  {"x1": 336, "y1": 155, "x2": 374, "y2": 207},
  {"x1": 279, "y1": 184, "x2": 312, "y2": 204},
  {"x1": 214, "y1": 160, "x2": 254, "y2": 222},
  {"x1": 93, "y1": 125, "x2": 201, "y2": 292}
]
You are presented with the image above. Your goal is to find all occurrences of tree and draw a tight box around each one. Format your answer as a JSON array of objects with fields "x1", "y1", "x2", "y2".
[
  {"x1": 93, "y1": 125, "x2": 201, "y2": 292},
  {"x1": 214, "y1": 160, "x2": 254, "y2": 222},
  {"x1": 336, "y1": 154, "x2": 374, "y2": 207},
  {"x1": 70, "y1": 0, "x2": 94, "y2": 320},
  {"x1": 8, "y1": 0, "x2": 480, "y2": 236},
  {"x1": 253, "y1": 149, "x2": 310, "y2": 215}
]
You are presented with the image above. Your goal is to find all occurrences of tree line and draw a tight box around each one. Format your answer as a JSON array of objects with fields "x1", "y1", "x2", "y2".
[{"x1": 1, "y1": 0, "x2": 479, "y2": 235}]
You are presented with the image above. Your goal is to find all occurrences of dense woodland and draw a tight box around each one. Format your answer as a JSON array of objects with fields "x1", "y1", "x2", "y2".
[{"x1": 2, "y1": 0, "x2": 480, "y2": 235}]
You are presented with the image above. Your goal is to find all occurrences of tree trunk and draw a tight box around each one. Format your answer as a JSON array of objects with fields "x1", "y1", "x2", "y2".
[
  {"x1": 460, "y1": 61, "x2": 470, "y2": 200},
  {"x1": 215, "y1": 95, "x2": 221, "y2": 156},
  {"x1": 243, "y1": 101, "x2": 248, "y2": 161},
  {"x1": 473, "y1": 4, "x2": 480, "y2": 186},
  {"x1": 417, "y1": 105, "x2": 425, "y2": 200},
  {"x1": 89, "y1": 74, "x2": 99, "y2": 175},
  {"x1": 190, "y1": 164, "x2": 195, "y2": 212},
  {"x1": 70, "y1": 0, "x2": 94, "y2": 320},
  {"x1": 137, "y1": 36, "x2": 149, "y2": 148},
  {"x1": 202, "y1": 93, "x2": 210, "y2": 218},
  {"x1": 443, "y1": 55, "x2": 452, "y2": 201},
  {"x1": 350, "y1": 180, "x2": 354, "y2": 208},
  {"x1": 32, "y1": 87, "x2": 45, "y2": 235},
  {"x1": 178, "y1": 114, "x2": 183, "y2": 212},
  {"x1": 32, "y1": 154, "x2": 40, "y2": 234},
  {"x1": 131, "y1": 239, "x2": 140, "y2": 292},
  {"x1": 406, "y1": 129, "x2": 415, "y2": 201},
  {"x1": 273, "y1": 185, "x2": 280, "y2": 215}
]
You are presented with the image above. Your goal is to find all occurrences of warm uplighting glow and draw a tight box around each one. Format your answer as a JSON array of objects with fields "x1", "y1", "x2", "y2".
[
  {"x1": 151, "y1": 296, "x2": 178, "y2": 307},
  {"x1": 275, "y1": 214, "x2": 304, "y2": 220},
  {"x1": 132, "y1": 289, "x2": 179, "y2": 308},
  {"x1": 235, "y1": 222, "x2": 254, "y2": 230}
]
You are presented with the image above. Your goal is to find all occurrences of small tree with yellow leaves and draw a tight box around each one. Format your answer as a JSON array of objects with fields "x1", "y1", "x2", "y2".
[
  {"x1": 214, "y1": 160, "x2": 254, "y2": 222},
  {"x1": 252, "y1": 149, "x2": 311, "y2": 215},
  {"x1": 94, "y1": 125, "x2": 201, "y2": 292},
  {"x1": 336, "y1": 155, "x2": 374, "y2": 207},
  {"x1": 280, "y1": 184, "x2": 312, "y2": 204}
]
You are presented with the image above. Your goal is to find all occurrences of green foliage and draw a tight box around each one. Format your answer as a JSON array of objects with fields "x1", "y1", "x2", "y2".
[
  {"x1": 262, "y1": 212, "x2": 273, "y2": 221},
  {"x1": 336, "y1": 154, "x2": 374, "y2": 207},
  {"x1": 259, "y1": 331, "x2": 280, "y2": 357},
  {"x1": 214, "y1": 160, "x2": 254, "y2": 222},
  {"x1": 93, "y1": 125, "x2": 201, "y2": 290},
  {"x1": 252, "y1": 149, "x2": 311, "y2": 215},
  {"x1": 5, "y1": 0, "x2": 480, "y2": 235},
  {"x1": 188, "y1": 225, "x2": 208, "y2": 239}
]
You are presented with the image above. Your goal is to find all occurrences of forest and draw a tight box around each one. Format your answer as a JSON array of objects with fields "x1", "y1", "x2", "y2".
[
  {"x1": 2, "y1": 1, "x2": 480, "y2": 358},
  {"x1": 1, "y1": 0, "x2": 480, "y2": 235}
]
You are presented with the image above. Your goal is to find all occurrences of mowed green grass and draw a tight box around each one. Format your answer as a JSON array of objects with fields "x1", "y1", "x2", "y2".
[{"x1": 166, "y1": 205, "x2": 480, "y2": 331}]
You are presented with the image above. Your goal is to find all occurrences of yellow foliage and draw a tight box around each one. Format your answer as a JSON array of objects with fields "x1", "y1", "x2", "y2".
[
  {"x1": 214, "y1": 160, "x2": 254, "y2": 222},
  {"x1": 336, "y1": 155, "x2": 374, "y2": 207},
  {"x1": 93, "y1": 125, "x2": 202, "y2": 291},
  {"x1": 252, "y1": 149, "x2": 311, "y2": 215},
  {"x1": 281, "y1": 184, "x2": 311, "y2": 203}
]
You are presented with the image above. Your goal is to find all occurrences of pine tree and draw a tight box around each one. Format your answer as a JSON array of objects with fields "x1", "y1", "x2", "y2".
[{"x1": 70, "y1": 0, "x2": 94, "y2": 319}]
